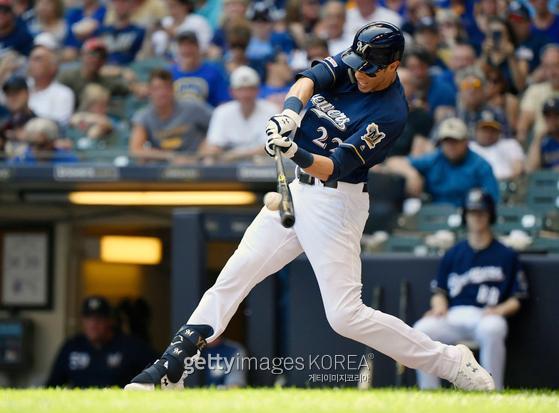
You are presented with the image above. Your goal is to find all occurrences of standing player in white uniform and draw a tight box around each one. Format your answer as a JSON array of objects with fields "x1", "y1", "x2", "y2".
[{"x1": 126, "y1": 22, "x2": 495, "y2": 391}]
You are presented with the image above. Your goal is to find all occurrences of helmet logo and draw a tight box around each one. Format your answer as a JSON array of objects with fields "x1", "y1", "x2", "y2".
[{"x1": 356, "y1": 41, "x2": 370, "y2": 55}]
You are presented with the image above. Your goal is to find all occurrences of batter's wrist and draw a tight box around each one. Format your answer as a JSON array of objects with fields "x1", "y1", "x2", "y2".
[
  {"x1": 291, "y1": 146, "x2": 314, "y2": 168},
  {"x1": 283, "y1": 96, "x2": 304, "y2": 114}
]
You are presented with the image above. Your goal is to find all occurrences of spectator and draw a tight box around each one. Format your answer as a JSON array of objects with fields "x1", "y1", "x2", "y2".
[
  {"x1": 104, "y1": 0, "x2": 167, "y2": 29},
  {"x1": 436, "y1": 9, "x2": 468, "y2": 56},
  {"x1": 259, "y1": 52, "x2": 293, "y2": 109},
  {"x1": 401, "y1": 0, "x2": 435, "y2": 36},
  {"x1": 171, "y1": 30, "x2": 230, "y2": 107},
  {"x1": 470, "y1": 110, "x2": 525, "y2": 181},
  {"x1": 517, "y1": 45, "x2": 559, "y2": 143},
  {"x1": 0, "y1": 0, "x2": 34, "y2": 56},
  {"x1": 27, "y1": 45, "x2": 75, "y2": 125},
  {"x1": 285, "y1": 0, "x2": 321, "y2": 49},
  {"x1": 201, "y1": 336, "x2": 247, "y2": 388},
  {"x1": 26, "y1": 0, "x2": 67, "y2": 47},
  {"x1": 483, "y1": 66, "x2": 520, "y2": 135},
  {"x1": 130, "y1": 68, "x2": 212, "y2": 163},
  {"x1": 315, "y1": 1, "x2": 351, "y2": 56},
  {"x1": 402, "y1": 47, "x2": 455, "y2": 117},
  {"x1": 345, "y1": 0, "x2": 402, "y2": 39},
  {"x1": 9, "y1": 117, "x2": 78, "y2": 164},
  {"x1": 244, "y1": 1, "x2": 296, "y2": 65},
  {"x1": 99, "y1": 0, "x2": 146, "y2": 66},
  {"x1": 479, "y1": 16, "x2": 527, "y2": 95},
  {"x1": 461, "y1": 0, "x2": 500, "y2": 53},
  {"x1": 526, "y1": 97, "x2": 559, "y2": 172},
  {"x1": 152, "y1": 0, "x2": 212, "y2": 55},
  {"x1": 220, "y1": 20, "x2": 253, "y2": 75},
  {"x1": 384, "y1": 117, "x2": 499, "y2": 206},
  {"x1": 0, "y1": 75, "x2": 35, "y2": 155},
  {"x1": 530, "y1": 0, "x2": 559, "y2": 41},
  {"x1": 289, "y1": 34, "x2": 329, "y2": 73},
  {"x1": 414, "y1": 189, "x2": 528, "y2": 390},
  {"x1": 456, "y1": 68, "x2": 509, "y2": 139},
  {"x1": 207, "y1": 0, "x2": 249, "y2": 59},
  {"x1": 203, "y1": 65, "x2": 277, "y2": 162},
  {"x1": 413, "y1": 16, "x2": 446, "y2": 72},
  {"x1": 387, "y1": 67, "x2": 433, "y2": 157},
  {"x1": 438, "y1": 42, "x2": 477, "y2": 98},
  {"x1": 62, "y1": 0, "x2": 107, "y2": 61},
  {"x1": 68, "y1": 84, "x2": 116, "y2": 147},
  {"x1": 46, "y1": 296, "x2": 156, "y2": 388},
  {"x1": 58, "y1": 38, "x2": 131, "y2": 109},
  {"x1": 507, "y1": 1, "x2": 548, "y2": 72}
]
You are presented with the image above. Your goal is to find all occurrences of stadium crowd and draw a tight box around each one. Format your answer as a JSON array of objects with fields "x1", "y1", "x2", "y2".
[{"x1": 0, "y1": 0, "x2": 558, "y2": 202}]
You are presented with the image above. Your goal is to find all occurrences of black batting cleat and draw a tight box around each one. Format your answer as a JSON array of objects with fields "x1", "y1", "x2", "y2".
[{"x1": 124, "y1": 324, "x2": 212, "y2": 391}]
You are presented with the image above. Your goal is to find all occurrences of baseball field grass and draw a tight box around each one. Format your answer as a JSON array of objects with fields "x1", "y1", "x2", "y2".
[{"x1": 1, "y1": 388, "x2": 558, "y2": 413}]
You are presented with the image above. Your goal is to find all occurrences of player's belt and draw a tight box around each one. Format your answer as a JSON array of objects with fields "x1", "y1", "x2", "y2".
[{"x1": 297, "y1": 171, "x2": 368, "y2": 193}]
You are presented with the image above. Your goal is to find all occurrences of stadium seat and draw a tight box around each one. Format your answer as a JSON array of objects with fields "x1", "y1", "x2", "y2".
[
  {"x1": 415, "y1": 204, "x2": 462, "y2": 233},
  {"x1": 495, "y1": 205, "x2": 543, "y2": 235},
  {"x1": 383, "y1": 234, "x2": 428, "y2": 255},
  {"x1": 526, "y1": 170, "x2": 559, "y2": 213}
]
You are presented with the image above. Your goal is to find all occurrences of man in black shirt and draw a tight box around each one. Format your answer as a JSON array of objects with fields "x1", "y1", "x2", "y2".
[{"x1": 46, "y1": 296, "x2": 156, "y2": 388}]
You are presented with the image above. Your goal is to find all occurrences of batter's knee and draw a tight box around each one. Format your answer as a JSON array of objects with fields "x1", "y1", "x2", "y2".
[
  {"x1": 324, "y1": 302, "x2": 369, "y2": 339},
  {"x1": 475, "y1": 315, "x2": 508, "y2": 340}
]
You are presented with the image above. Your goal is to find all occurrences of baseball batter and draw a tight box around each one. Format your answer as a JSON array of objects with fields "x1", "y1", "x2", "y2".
[{"x1": 126, "y1": 22, "x2": 495, "y2": 391}]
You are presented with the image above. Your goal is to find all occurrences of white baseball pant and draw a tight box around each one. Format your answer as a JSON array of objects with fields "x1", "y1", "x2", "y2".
[
  {"x1": 187, "y1": 179, "x2": 462, "y2": 382},
  {"x1": 414, "y1": 306, "x2": 508, "y2": 389}
]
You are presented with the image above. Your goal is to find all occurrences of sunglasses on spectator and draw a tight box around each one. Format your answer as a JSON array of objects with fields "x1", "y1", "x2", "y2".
[
  {"x1": 460, "y1": 78, "x2": 482, "y2": 91},
  {"x1": 0, "y1": 5, "x2": 12, "y2": 13}
]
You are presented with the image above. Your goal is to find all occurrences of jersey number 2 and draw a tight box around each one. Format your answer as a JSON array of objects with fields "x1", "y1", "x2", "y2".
[{"x1": 313, "y1": 127, "x2": 342, "y2": 152}]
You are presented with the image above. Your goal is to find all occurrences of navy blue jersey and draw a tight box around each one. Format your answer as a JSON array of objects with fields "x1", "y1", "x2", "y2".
[
  {"x1": 296, "y1": 53, "x2": 408, "y2": 183},
  {"x1": 100, "y1": 24, "x2": 145, "y2": 65},
  {"x1": 46, "y1": 333, "x2": 156, "y2": 388},
  {"x1": 432, "y1": 239, "x2": 528, "y2": 308}
]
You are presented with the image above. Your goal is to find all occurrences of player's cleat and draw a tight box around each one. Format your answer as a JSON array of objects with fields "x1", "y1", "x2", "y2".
[
  {"x1": 451, "y1": 344, "x2": 496, "y2": 391},
  {"x1": 124, "y1": 324, "x2": 212, "y2": 391},
  {"x1": 124, "y1": 355, "x2": 198, "y2": 391}
]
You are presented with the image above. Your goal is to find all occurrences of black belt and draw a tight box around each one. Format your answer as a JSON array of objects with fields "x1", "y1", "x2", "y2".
[{"x1": 297, "y1": 171, "x2": 368, "y2": 193}]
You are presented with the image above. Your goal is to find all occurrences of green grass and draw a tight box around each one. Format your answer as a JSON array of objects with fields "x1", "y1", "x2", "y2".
[{"x1": 0, "y1": 388, "x2": 557, "y2": 413}]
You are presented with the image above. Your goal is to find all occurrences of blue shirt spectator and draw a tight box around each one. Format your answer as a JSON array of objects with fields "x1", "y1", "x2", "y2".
[
  {"x1": 0, "y1": 2, "x2": 34, "y2": 56},
  {"x1": 427, "y1": 73, "x2": 456, "y2": 115},
  {"x1": 100, "y1": 24, "x2": 145, "y2": 65},
  {"x1": 172, "y1": 30, "x2": 230, "y2": 107},
  {"x1": 63, "y1": 1, "x2": 106, "y2": 50},
  {"x1": 408, "y1": 118, "x2": 499, "y2": 206}
]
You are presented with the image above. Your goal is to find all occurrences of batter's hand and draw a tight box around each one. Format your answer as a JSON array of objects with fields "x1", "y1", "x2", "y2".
[
  {"x1": 265, "y1": 109, "x2": 302, "y2": 137},
  {"x1": 265, "y1": 134, "x2": 298, "y2": 158}
]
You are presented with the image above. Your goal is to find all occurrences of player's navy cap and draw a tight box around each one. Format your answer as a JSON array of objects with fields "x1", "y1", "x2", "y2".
[
  {"x1": 81, "y1": 296, "x2": 112, "y2": 318},
  {"x1": 342, "y1": 21, "x2": 405, "y2": 76},
  {"x1": 543, "y1": 97, "x2": 559, "y2": 115},
  {"x1": 463, "y1": 189, "x2": 496, "y2": 224},
  {"x1": 2, "y1": 75, "x2": 28, "y2": 93},
  {"x1": 476, "y1": 109, "x2": 502, "y2": 131},
  {"x1": 508, "y1": 1, "x2": 531, "y2": 21}
]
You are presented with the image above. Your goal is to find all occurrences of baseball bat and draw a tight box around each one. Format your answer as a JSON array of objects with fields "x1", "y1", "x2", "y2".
[{"x1": 274, "y1": 147, "x2": 296, "y2": 228}]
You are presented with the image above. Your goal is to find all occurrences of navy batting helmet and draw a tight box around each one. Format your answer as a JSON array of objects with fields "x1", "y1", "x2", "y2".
[
  {"x1": 341, "y1": 21, "x2": 405, "y2": 76},
  {"x1": 462, "y1": 189, "x2": 496, "y2": 225}
]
